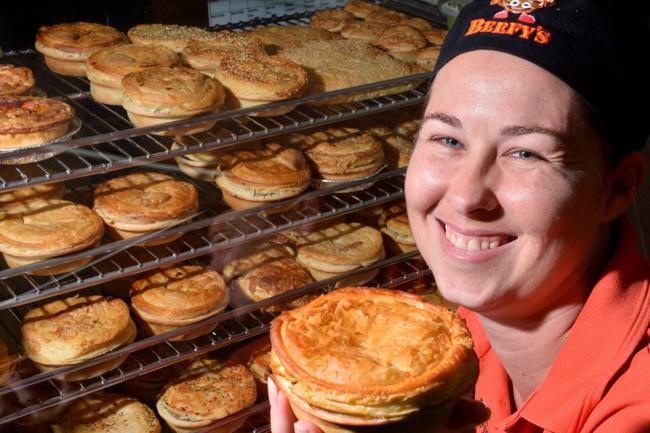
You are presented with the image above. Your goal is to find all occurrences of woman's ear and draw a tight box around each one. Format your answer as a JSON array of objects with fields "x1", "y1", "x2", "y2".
[{"x1": 602, "y1": 151, "x2": 647, "y2": 222}]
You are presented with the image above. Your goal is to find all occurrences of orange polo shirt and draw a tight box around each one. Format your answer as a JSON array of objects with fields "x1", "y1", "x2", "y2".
[{"x1": 460, "y1": 220, "x2": 650, "y2": 433}]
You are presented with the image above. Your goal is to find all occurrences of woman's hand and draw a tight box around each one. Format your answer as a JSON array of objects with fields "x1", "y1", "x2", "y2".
[{"x1": 268, "y1": 379, "x2": 490, "y2": 433}]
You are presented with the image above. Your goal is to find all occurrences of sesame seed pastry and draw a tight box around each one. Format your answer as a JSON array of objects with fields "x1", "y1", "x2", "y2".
[
  {"x1": 180, "y1": 31, "x2": 264, "y2": 77},
  {"x1": 0, "y1": 199, "x2": 104, "y2": 275},
  {"x1": 130, "y1": 265, "x2": 228, "y2": 341},
  {"x1": 93, "y1": 171, "x2": 198, "y2": 246},
  {"x1": 310, "y1": 9, "x2": 356, "y2": 33},
  {"x1": 156, "y1": 358, "x2": 257, "y2": 433},
  {"x1": 21, "y1": 295, "x2": 136, "y2": 380},
  {"x1": 247, "y1": 25, "x2": 339, "y2": 54},
  {"x1": 86, "y1": 44, "x2": 180, "y2": 105},
  {"x1": 0, "y1": 65, "x2": 36, "y2": 96},
  {"x1": 35, "y1": 22, "x2": 126, "y2": 76},
  {"x1": 58, "y1": 392, "x2": 161, "y2": 433},
  {"x1": 127, "y1": 23, "x2": 215, "y2": 53},
  {"x1": 270, "y1": 287, "x2": 478, "y2": 432}
]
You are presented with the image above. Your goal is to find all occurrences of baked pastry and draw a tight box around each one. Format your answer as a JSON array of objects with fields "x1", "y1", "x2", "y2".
[
  {"x1": 0, "y1": 181, "x2": 64, "y2": 210},
  {"x1": 248, "y1": 342, "x2": 272, "y2": 385},
  {"x1": 421, "y1": 27, "x2": 448, "y2": 47},
  {"x1": 35, "y1": 22, "x2": 126, "y2": 76},
  {"x1": 93, "y1": 172, "x2": 198, "y2": 246},
  {"x1": 301, "y1": 127, "x2": 385, "y2": 181},
  {"x1": 58, "y1": 392, "x2": 160, "y2": 433},
  {"x1": 171, "y1": 140, "x2": 223, "y2": 182},
  {"x1": 0, "y1": 97, "x2": 74, "y2": 152},
  {"x1": 365, "y1": 8, "x2": 408, "y2": 26},
  {"x1": 180, "y1": 31, "x2": 264, "y2": 77},
  {"x1": 0, "y1": 65, "x2": 36, "y2": 96},
  {"x1": 86, "y1": 44, "x2": 180, "y2": 105},
  {"x1": 360, "y1": 122, "x2": 413, "y2": 169},
  {"x1": 0, "y1": 336, "x2": 15, "y2": 386},
  {"x1": 296, "y1": 222, "x2": 385, "y2": 287},
  {"x1": 280, "y1": 40, "x2": 420, "y2": 105},
  {"x1": 339, "y1": 20, "x2": 385, "y2": 44},
  {"x1": 225, "y1": 335, "x2": 272, "y2": 397},
  {"x1": 377, "y1": 25, "x2": 427, "y2": 63},
  {"x1": 310, "y1": 9, "x2": 355, "y2": 33},
  {"x1": 214, "y1": 51, "x2": 308, "y2": 117},
  {"x1": 221, "y1": 236, "x2": 295, "y2": 284},
  {"x1": 400, "y1": 17, "x2": 433, "y2": 32},
  {"x1": 127, "y1": 24, "x2": 215, "y2": 53},
  {"x1": 131, "y1": 265, "x2": 228, "y2": 341},
  {"x1": 157, "y1": 358, "x2": 257, "y2": 433},
  {"x1": 21, "y1": 295, "x2": 136, "y2": 381},
  {"x1": 0, "y1": 199, "x2": 104, "y2": 275},
  {"x1": 235, "y1": 256, "x2": 315, "y2": 312},
  {"x1": 118, "y1": 368, "x2": 172, "y2": 404},
  {"x1": 343, "y1": 0, "x2": 386, "y2": 18},
  {"x1": 215, "y1": 143, "x2": 310, "y2": 210},
  {"x1": 248, "y1": 25, "x2": 339, "y2": 54},
  {"x1": 380, "y1": 203, "x2": 417, "y2": 253},
  {"x1": 270, "y1": 287, "x2": 478, "y2": 433},
  {"x1": 416, "y1": 46, "x2": 441, "y2": 70},
  {"x1": 122, "y1": 65, "x2": 225, "y2": 135}
]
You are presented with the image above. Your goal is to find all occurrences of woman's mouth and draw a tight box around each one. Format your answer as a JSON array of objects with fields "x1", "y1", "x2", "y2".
[{"x1": 443, "y1": 222, "x2": 516, "y2": 252}]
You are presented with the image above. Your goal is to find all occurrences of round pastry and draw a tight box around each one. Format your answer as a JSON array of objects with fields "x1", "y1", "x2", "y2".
[
  {"x1": 171, "y1": 141, "x2": 223, "y2": 182},
  {"x1": 130, "y1": 265, "x2": 228, "y2": 341},
  {"x1": 365, "y1": 9, "x2": 408, "y2": 26},
  {"x1": 416, "y1": 46, "x2": 441, "y2": 70},
  {"x1": 400, "y1": 17, "x2": 433, "y2": 31},
  {"x1": 226, "y1": 335, "x2": 272, "y2": 396},
  {"x1": 380, "y1": 203, "x2": 417, "y2": 254},
  {"x1": 248, "y1": 344, "x2": 272, "y2": 385},
  {"x1": 122, "y1": 65, "x2": 225, "y2": 135},
  {"x1": 221, "y1": 237, "x2": 295, "y2": 284},
  {"x1": 21, "y1": 295, "x2": 136, "y2": 380},
  {"x1": 247, "y1": 25, "x2": 339, "y2": 54},
  {"x1": 0, "y1": 199, "x2": 104, "y2": 275},
  {"x1": 0, "y1": 97, "x2": 74, "y2": 150},
  {"x1": 310, "y1": 9, "x2": 356, "y2": 33},
  {"x1": 58, "y1": 392, "x2": 160, "y2": 433},
  {"x1": 86, "y1": 44, "x2": 180, "y2": 105},
  {"x1": 0, "y1": 181, "x2": 64, "y2": 210},
  {"x1": 421, "y1": 27, "x2": 448, "y2": 47},
  {"x1": 343, "y1": 0, "x2": 386, "y2": 18},
  {"x1": 35, "y1": 22, "x2": 126, "y2": 76},
  {"x1": 377, "y1": 26, "x2": 427, "y2": 63},
  {"x1": 93, "y1": 171, "x2": 198, "y2": 246},
  {"x1": 270, "y1": 287, "x2": 478, "y2": 433},
  {"x1": 180, "y1": 31, "x2": 264, "y2": 77},
  {"x1": 214, "y1": 51, "x2": 308, "y2": 116},
  {"x1": 236, "y1": 256, "x2": 315, "y2": 312},
  {"x1": 301, "y1": 127, "x2": 385, "y2": 181},
  {"x1": 0, "y1": 65, "x2": 36, "y2": 96},
  {"x1": 339, "y1": 21, "x2": 385, "y2": 44},
  {"x1": 127, "y1": 24, "x2": 216, "y2": 53},
  {"x1": 381, "y1": 133, "x2": 414, "y2": 168},
  {"x1": 296, "y1": 222, "x2": 385, "y2": 287},
  {"x1": 157, "y1": 358, "x2": 257, "y2": 433},
  {"x1": 215, "y1": 143, "x2": 310, "y2": 209}
]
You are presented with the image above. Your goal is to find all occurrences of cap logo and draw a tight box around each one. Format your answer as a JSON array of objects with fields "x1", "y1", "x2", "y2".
[{"x1": 464, "y1": 0, "x2": 554, "y2": 44}]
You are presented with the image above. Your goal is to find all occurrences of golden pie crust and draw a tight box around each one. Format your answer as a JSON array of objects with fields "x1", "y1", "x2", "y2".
[
  {"x1": 343, "y1": 0, "x2": 386, "y2": 18},
  {"x1": 0, "y1": 65, "x2": 36, "y2": 96},
  {"x1": 59, "y1": 392, "x2": 161, "y2": 433},
  {"x1": 421, "y1": 28, "x2": 448, "y2": 47},
  {"x1": 377, "y1": 25, "x2": 427, "y2": 53},
  {"x1": 271, "y1": 287, "x2": 478, "y2": 426},
  {"x1": 381, "y1": 203, "x2": 417, "y2": 253},
  {"x1": 181, "y1": 31, "x2": 264, "y2": 76},
  {"x1": 416, "y1": 46, "x2": 441, "y2": 70},
  {"x1": 400, "y1": 17, "x2": 433, "y2": 32},
  {"x1": 0, "y1": 182, "x2": 64, "y2": 210},
  {"x1": 365, "y1": 9, "x2": 407, "y2": 26},
  {"x1": 127, "y1": 24, "x2": 215, "y2": 53},
  {"x1": 340, "y1": 21, "x2": 385, "y2": 44},
  {"x1": 21, "y1": 295, "x2": 135, "y2": 366},
  {"x1": 222, "y1": 237, "x2": 295, "y2": 283},
  {"x1": 0, "y1": 97, "x2": 74, "y2": 149},
  {"x1": 216, "y1": 143, "x2": 311, "y2": 202},
  {"x1": 310, "y1": 9, "x2": 356, "y2": 33},
  {"x1": 248, "y1": 25, "x2": 339, "y2": 54},
  {"x1": 93, "y1": 171, "x2": 199, "y2": 232},
  {"x1": 156, "y1": 358, "x2": 257, "y2": 430}
]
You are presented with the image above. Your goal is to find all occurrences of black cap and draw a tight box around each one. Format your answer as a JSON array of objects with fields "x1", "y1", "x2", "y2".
[{"x1": 434, "y1": 0, "x2": 649, "y2": 155}]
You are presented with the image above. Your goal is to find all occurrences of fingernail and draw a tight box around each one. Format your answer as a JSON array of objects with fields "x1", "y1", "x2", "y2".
[
  {"x1": 294, "y1": 421, "x2": 309, "y2": 433},
  {"x1": 268, "y1": 377, "x2": 278, "y2": 402}
]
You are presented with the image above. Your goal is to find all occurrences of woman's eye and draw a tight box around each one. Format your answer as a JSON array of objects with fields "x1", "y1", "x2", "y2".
[
  {"x1": 433, "y1": 137, "x2": 463, "y2": 148},
  {"x1": 510, "y1": 149, "x2": 540, "y2": 160}
]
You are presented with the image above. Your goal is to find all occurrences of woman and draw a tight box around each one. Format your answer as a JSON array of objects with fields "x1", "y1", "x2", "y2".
[{"x1": 270, "y1": 0, "x2": 649, "y2": 431}]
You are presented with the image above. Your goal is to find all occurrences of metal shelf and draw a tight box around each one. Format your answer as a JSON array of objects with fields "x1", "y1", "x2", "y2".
[
  {"x1": 0, "y1": 254, "x2": 431, "y2": 425},
  {"x1": 0, "y1": 167, "x2": 407, "y2": 310}
]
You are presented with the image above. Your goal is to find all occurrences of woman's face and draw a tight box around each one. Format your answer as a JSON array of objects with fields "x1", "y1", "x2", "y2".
[{"x1": 405, "y1": 50, "x2": 613, "y2": 319}]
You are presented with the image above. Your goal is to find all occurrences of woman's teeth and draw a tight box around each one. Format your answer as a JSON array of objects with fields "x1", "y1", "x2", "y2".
[{"x1": 445, "y1": 225, "x2": 510, "y2": 251}]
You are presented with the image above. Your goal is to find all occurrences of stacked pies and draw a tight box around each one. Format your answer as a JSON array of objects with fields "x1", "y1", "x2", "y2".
[
  {"x1": 0, "y1": 65, "x2": 36, "y2": 96},
  {"x1": 270, "y1": 287, "x2": 479, "y2": 433},
  {"x1": 35, "y1": 22, "x2": 126, "y2": 76},
  {"x1": 301, "y1": 127, "x2": 385, "y2": 182},
  {"x1": 121, "y1": 66, "x2": 225, "y2": 135},
  {"x1": 21, "y1": 295, "x2": 136, "y2": 381},
  {"x1": 57, "y1": 392, "x2": 160, "y2": 433},
  {"x1": 128, "y1": 24, "x2": 216, "y2": 53},
  {"x1": 181, "y1": 30, "x2": 265, "y2": 77},
  {"x1": 215, "y1": 143, "x2": 311, "y2": 211},
  {"x1": 214, "y1": 50, "x2": 308, "y2": 116},
  {"x1": 157, "y1": 358, "x2": 257, "y2": 433},
  {"x1": 0, "y1": 199, "x2": 104, "y2": 275},
  {"x1": 380, "y1": 203, "x2": 418, "y2": 254},
  {"x1": 130, "y1": 265, "x2": 228, "y2": 341},
  {"x1": 93, "y1": 172, "x2": 198, "y2": 246},
  {"x1": 86, "y1": 44, "x2": 180, "y2": 105},
  {"x1": 296, "y1": 222, "x2": 385, "y2": 287},
  {"x1": 0, "y1": 97, "x2": 75, "y2": 163}
]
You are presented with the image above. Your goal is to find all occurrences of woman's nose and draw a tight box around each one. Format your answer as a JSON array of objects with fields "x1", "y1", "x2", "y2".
[{"x1": 446, "y1": 160, "x2": 500, "y2": 217}]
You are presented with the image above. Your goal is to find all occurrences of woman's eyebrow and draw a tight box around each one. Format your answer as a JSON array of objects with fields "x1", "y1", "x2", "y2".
[
  {"x1": 500, "y1": 125, "x2": 565, "y2": 141},
  {"x1": 422, "y1": 112, "x2": 462, "y2": 128}
]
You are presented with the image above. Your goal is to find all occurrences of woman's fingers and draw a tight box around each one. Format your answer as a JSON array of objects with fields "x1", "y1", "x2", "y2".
[{"x1": 269, "y1": 378, "x2": 297, "y2": 433}]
